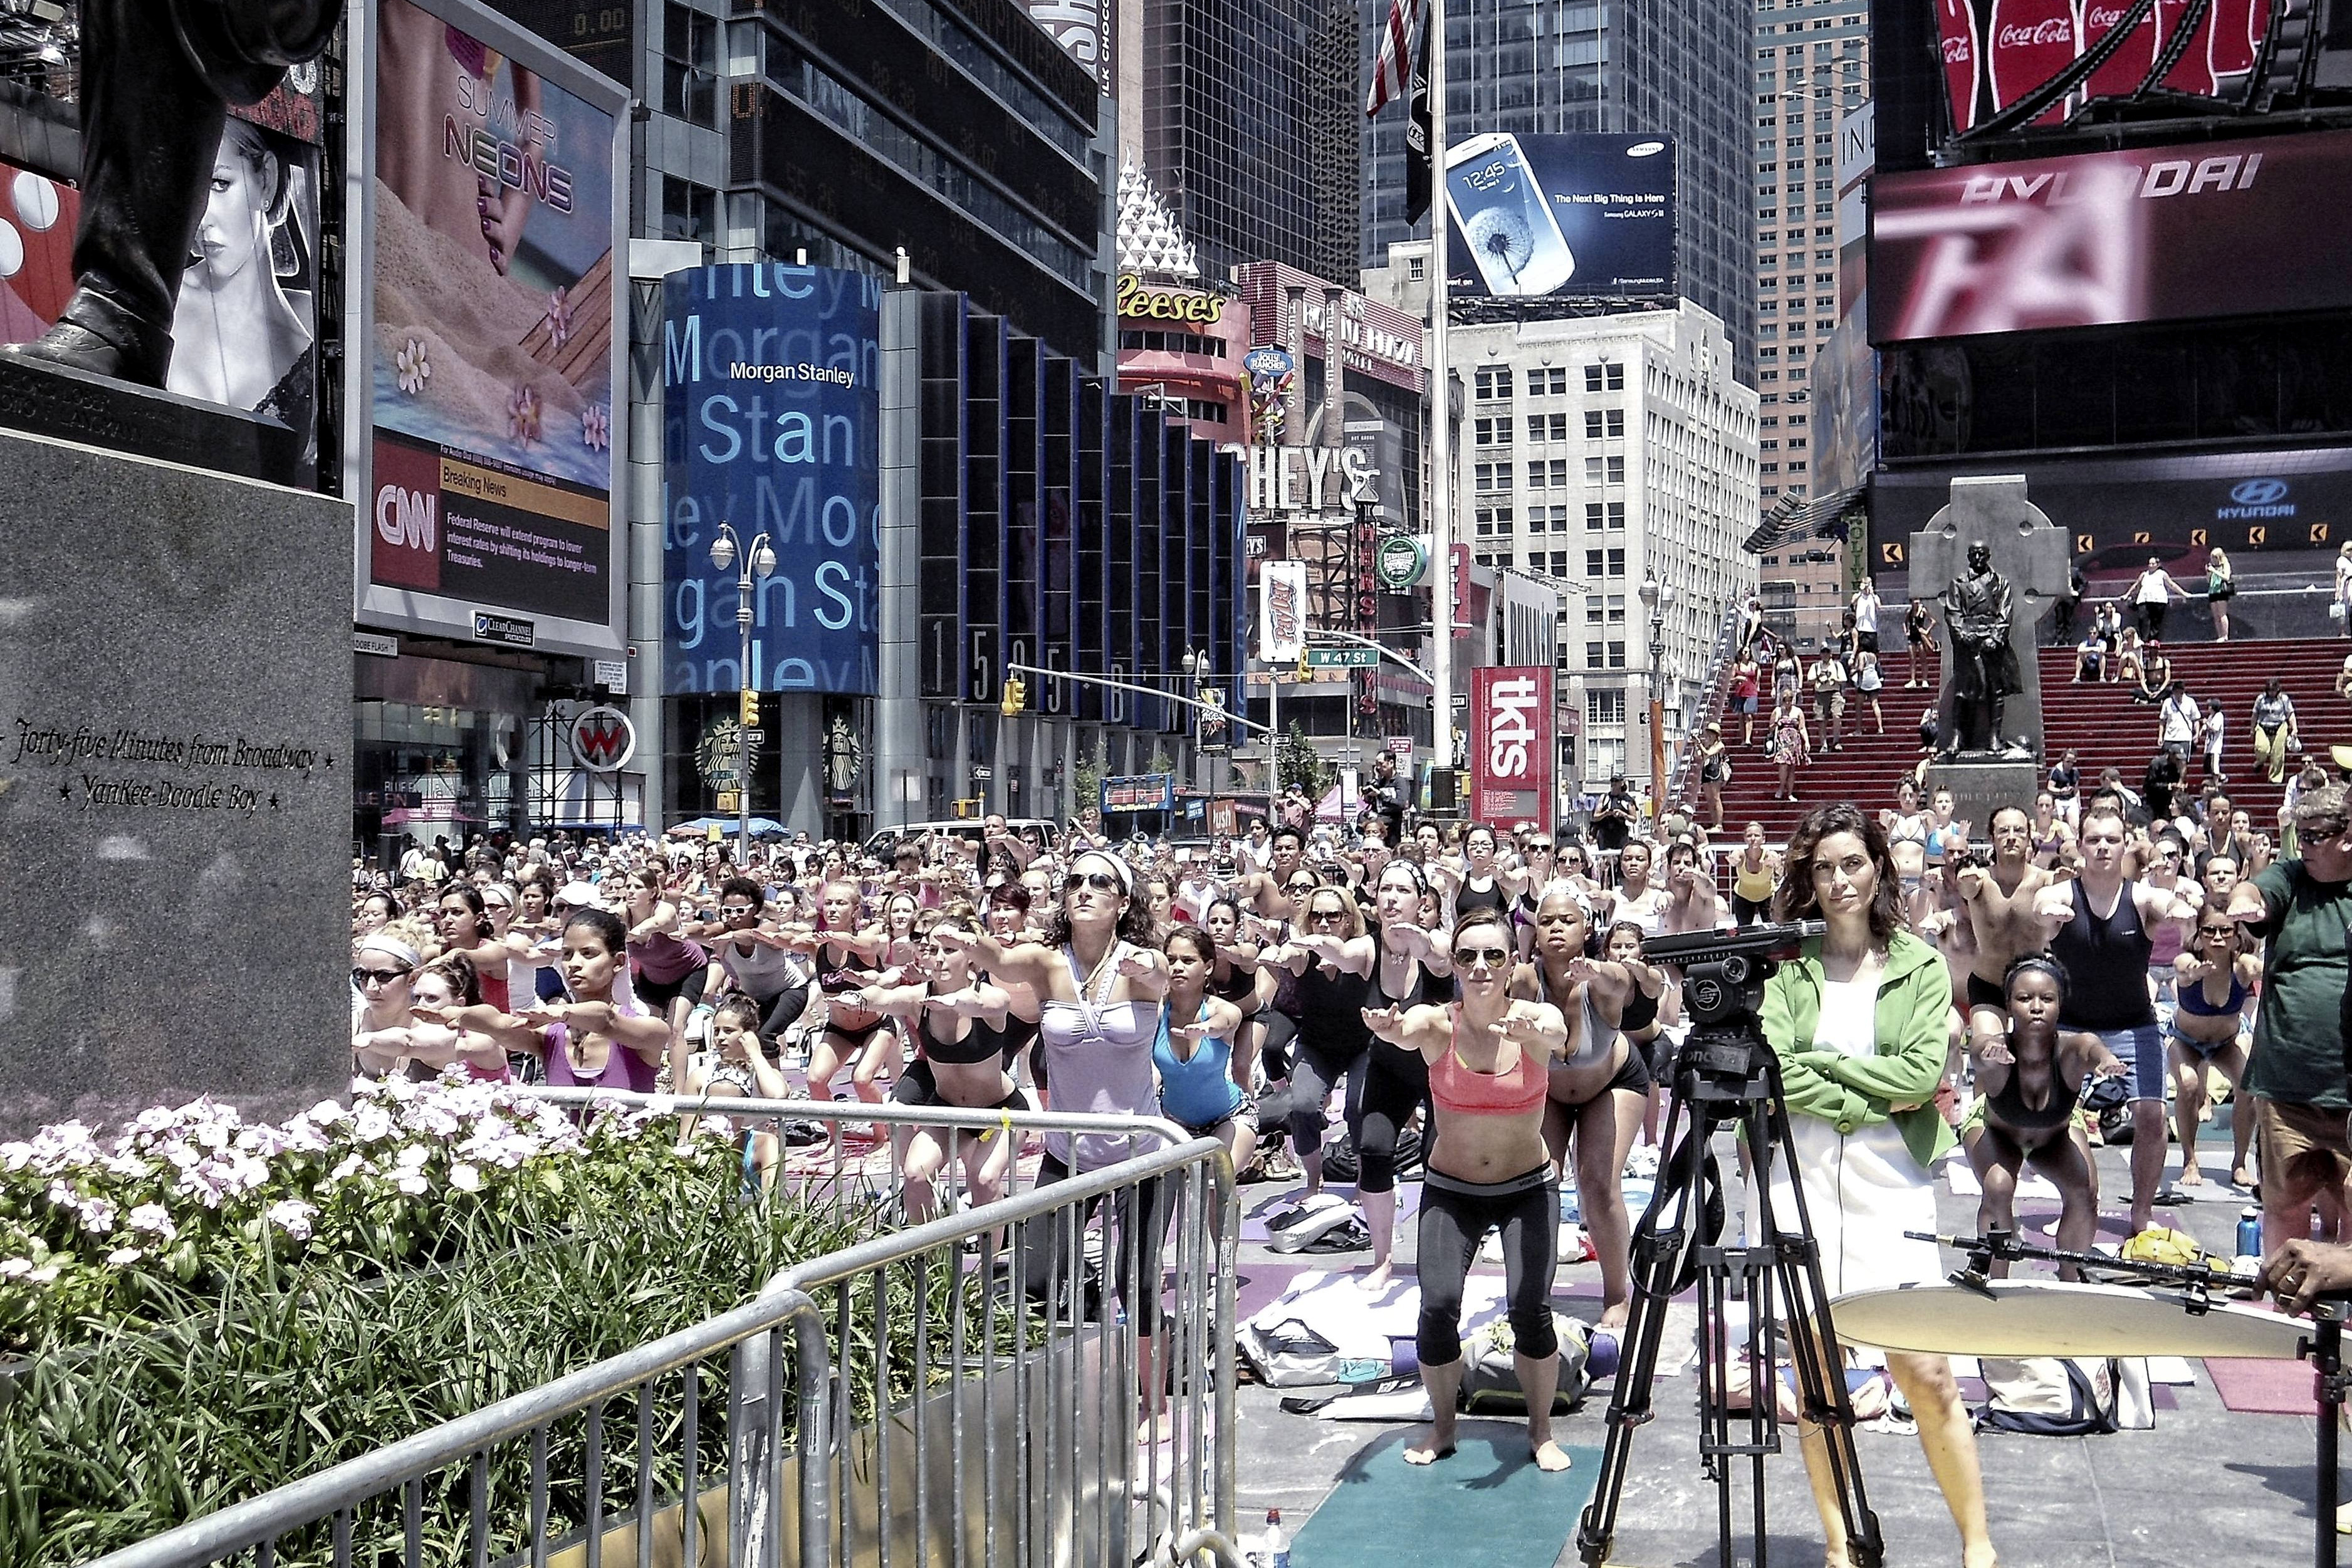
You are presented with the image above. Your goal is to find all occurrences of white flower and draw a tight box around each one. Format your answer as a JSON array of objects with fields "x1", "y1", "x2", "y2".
[
  {"x1": 0, "y1": 1142, "x2": 31, "y2": 1173},
  {"x1": 78, "y1": 1198, "x2": 118, "y2": 1235},
  {"x1": 0, "y1": 1258, "x2": 31, "y2": 1280},
  {"x1": 394, "y1": 1171, "x2": 428, "y2": 1196},
  {"x1": 449, "y1": 1163, "x2": 482, "y2": 1193},
  {"x1": 126, "y1": 1204, "x2": 175, "y2": 1240},
  {"x1": 266, "y1": 1200, "x2": 316, "y2": 1241},
  {"x1": 105, "y1": 1247, "x2": 144, "y2": 1266},
  {"x1": 26, "y1": 1265, "x2": 57, "y2": 1285},
  {"x1": 352, "y1": 1105, "x2": 395, "y2": 1142},
  {"x1": 396, "y1": 339, "x2": 432, "y2": 397},
  {"x1": 306, "y1": 1099, "x2": 350, "y2": 1126}
]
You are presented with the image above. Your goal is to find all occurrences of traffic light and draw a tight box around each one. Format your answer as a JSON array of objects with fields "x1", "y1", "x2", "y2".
[
  {"x1": 1294, "y1": 652, "x2": 1312, "y2": 684},
  {"x1": 738, "y1": 689, "x2": 760, "y2": 727},
  {"x1": 1000, "y1": 674, "x2": 1027, "y2": 716}
]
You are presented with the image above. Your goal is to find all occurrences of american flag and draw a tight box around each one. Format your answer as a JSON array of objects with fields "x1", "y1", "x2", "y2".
[{"x1": 1365, "y1": 0, "x2": 1427, "y2": 117}]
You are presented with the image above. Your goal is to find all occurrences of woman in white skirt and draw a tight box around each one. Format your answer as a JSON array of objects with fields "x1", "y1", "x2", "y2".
[{"x1": 1761, "y1": 802, "x2": 1997, "y2": 1568}]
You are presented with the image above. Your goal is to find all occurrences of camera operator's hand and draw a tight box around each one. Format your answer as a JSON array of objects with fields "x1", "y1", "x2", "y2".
[{"x1": 2261, "y1": 1239, "x2": 2352, "y2": 1315}]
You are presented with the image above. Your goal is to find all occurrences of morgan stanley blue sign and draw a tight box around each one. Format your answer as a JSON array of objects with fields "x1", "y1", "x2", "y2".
[{"x1": 662, "y1": 263, "x2": 882, "y2": 694}]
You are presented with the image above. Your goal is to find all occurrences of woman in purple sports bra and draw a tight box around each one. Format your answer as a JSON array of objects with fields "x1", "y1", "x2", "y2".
[
  {"x1": 938, "y1": 849, "x2": 1174, "y2": 1423},
  {"x1": 436, "y1": 907, "x2": 670, "y2": 1094}
]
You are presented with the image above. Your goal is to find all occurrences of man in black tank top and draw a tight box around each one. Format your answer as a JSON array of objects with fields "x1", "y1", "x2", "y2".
[{"x1": 2033, "y1": 805, "x2": 2202, "y2": 1235}]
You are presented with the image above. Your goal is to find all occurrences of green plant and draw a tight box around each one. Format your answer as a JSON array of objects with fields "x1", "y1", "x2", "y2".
[
  {"x1": 1277, "y1": 721, "x2": 1330, "y2": 799},
  {"x1": 0, "y1": 1084, "x2": 1003, "y2": 1568}
]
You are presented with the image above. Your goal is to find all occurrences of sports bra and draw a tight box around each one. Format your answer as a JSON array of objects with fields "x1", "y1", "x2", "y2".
[
  {"x1": 1428, "y1": 1008, "x2": 1549, "y2": 1117},
  {"x1": 1455, "y1": 875, "x2": 1509, "y2": 921},
  {"x1": 2176, "y1": 968, "x2": 2250, "y2": 1019},
  {"x1": 1208, "y1": 957, "x2": 1260, "y2": 1009},
  {"x1": 1985, "y1": 1025, "x2": 2079, "y2": 1137},
  {"x1": 1366, "y1": 928, "x2": 1449, "y2": 1013},
  {"x1": 1733, "y1": 853, "x2": 1775, "y2": 902},
  {"x1": 917, "y1": 991, "x2": 1013, "y2": 1066},
  {"x1": 817, "y1": 938, "x2": 874, "y2": 995},
  {"x1": 1618, "y1": 978, "x2": 1661, "y2": 1035}
]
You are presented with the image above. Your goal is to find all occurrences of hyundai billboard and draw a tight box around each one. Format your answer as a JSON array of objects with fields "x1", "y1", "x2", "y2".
[
  {"x1": 1443, "y1": 133, "x2": 1676, "y2": 301},
  {"x1": 661, "y1": 263, "x2": 882, "y2": 695},
  {"x1": 1871, "y1": 129, "x2": 2352, "y2": 343}
]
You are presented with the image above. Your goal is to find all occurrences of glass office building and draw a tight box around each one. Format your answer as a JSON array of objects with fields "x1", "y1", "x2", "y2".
[{"x1": 1357, "y1": 0, "x2": 1754, "y2": 380}]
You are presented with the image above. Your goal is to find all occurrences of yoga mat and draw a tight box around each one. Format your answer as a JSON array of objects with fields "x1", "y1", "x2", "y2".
[
  {"x1": 1289, "y1": 1433, "x2": 1601, "y2": 1568},
  {"x1": 2207, "y1": 1356, "x2": 2319, "y2": 1415},
  {"x1": 1240, "y1": 1182, "x2": 1423, "y2": 1241}
]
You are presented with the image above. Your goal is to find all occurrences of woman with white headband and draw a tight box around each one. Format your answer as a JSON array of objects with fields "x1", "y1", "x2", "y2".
[{"x1": 934, "y1": 848, "x2": 1174, "y2": 1416}]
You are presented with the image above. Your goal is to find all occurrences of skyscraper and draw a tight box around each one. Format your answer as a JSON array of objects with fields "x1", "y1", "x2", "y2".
[
  {"x1": 1358, "y1": 0, "x2": 1754, "y2": 377},
  {"x1": 1129, "y1": 0, "x2": 1362, "y2": 286},
  {"x1": 1751, "y1": 0, "x2": 1869, "y2": 508}
]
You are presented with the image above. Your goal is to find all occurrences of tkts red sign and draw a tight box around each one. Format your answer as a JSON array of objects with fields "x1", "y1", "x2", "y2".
[{"x1": 1470, "y1": 666, "x2": 1553, "y2": 832}]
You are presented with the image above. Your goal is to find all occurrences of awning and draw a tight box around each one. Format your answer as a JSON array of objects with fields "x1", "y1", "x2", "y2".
[{"x1": 1742, "y1": 486, "x2": 1864, "y2": 555}]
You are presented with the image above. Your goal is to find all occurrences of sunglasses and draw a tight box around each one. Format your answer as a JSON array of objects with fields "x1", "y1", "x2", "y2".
[
  {"x1": 1528, "y1": 842, "x2": 1554, "y2": 853},
  {"x1": 721, "y1": 905, "x2": 759, "y2": 917},
  {"x1": 1064, "y1": 871, "x2": 1123, "y2": 893},
  {"x1": 1286, "y1": 880, "x2": 1320, "y2": 894},
  {"x1": 1308, "y1": 906, "x2": 1346, "y2": 921},
  {"x1": 1452, "y1": 946, "x2": 1512, "y2": 970},
  {"x1": 352, "y1": 966, "x2": 411, "y2": 988}
]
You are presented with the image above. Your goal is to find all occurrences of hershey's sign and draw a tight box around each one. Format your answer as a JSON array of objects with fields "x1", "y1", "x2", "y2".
[{"x1": 1230, "y1": 443, "x2": 1377, "y2": 516}]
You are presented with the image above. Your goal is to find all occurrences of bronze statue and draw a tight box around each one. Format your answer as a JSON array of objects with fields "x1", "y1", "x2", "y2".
[
  {"x1": 3, "y1": 0, "x2": 335, "y2": 387},
  {"x1": 1940, "y1": 538, "x2": 2026, "y2": 757}
]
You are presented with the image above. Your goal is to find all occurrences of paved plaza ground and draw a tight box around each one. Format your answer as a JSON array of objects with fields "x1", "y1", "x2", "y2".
[{"x1": 1226, "y1": 1129, "x2": 2329, "y2": 1567}]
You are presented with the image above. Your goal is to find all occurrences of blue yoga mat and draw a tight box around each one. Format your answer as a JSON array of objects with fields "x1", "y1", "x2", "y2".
[{"x1": 1289, "y1": 1431, "x2": 1601, "y2": 1568}]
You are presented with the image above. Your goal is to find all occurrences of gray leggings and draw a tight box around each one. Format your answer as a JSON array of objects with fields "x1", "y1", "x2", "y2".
[
  {"x1": 1285, "y1": 1035, "x2": 1367, "y2": 1160},
  {"x1": 1414, "y1": 1165, "x2": 1559, "y2": 1367}
]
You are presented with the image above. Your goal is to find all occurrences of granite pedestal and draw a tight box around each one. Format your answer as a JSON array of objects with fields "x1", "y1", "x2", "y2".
[
  {"x1": 0, "y1": 426, "x2": 350, "y2": 1136},
  {"x1": 1924, "y1": 760, "x2": 2042, "y2": 847}
]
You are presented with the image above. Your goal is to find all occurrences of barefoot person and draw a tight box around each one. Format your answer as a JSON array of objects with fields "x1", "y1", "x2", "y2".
[
  {"x1": 1354, "y1": 861, "x2": 1455, "y2": 1290},
  {"x1": 1363, "y1": 907, "x2": 1573, "y2": 1473},
  {"x1": 2168, "y1": 909, "x2": 2260, "y2": 1194},
  {"x1": 1517, "y1": 887, "x2": 1644, "y2": 1327},
  {"x1": 1966, "y1": 957, "x2": 2126, "y2": 1280},
  {"x1": 1763, "y1": 803, "x2": 1997, "y2": 1568}
]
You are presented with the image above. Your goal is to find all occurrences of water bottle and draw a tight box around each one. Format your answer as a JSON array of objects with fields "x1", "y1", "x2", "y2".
[
  {"x1": 2237, "y1": 1206, "x2": 2263, "y2": 1259},
  {"x1": 1263, "y1": 1509, "x2": 1290, "y2": 1568}
]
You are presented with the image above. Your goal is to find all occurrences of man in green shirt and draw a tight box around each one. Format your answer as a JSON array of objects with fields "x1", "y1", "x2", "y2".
[{"x1": 2227, "y1": 784, "x2": 2352, "y2": 1255}]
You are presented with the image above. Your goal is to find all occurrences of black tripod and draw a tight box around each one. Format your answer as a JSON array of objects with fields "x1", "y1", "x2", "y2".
[{"x1": 1577, "y1": 920, "x2": 1884, "y2": 1568}]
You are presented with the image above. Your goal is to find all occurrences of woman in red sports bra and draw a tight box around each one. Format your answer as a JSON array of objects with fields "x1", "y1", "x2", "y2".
[{"x1": 1362, "y1": 906, "x2": 1572, "y2": 1475}]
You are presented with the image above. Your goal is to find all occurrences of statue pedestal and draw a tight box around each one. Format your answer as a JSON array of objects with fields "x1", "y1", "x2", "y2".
[
  {"x1": 1925, "y1": 760, "x2": 2042, "y2": 846},
  {"x1": 0, "y1": 350, "x2": 310, "y2": 488},
  {"x1": 0, "y1": 425, "x2": 350, "y2": 1134}
]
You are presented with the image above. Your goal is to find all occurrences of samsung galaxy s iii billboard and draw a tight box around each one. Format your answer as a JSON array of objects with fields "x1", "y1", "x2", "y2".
[{"x1": 1443, "y1": 133, "x2": 1677, "y2": 301}]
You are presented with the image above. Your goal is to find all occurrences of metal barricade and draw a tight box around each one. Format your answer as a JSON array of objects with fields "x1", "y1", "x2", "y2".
[{"x1": 79, "y1": 1097, "x2": 1243, "y2": 1568}]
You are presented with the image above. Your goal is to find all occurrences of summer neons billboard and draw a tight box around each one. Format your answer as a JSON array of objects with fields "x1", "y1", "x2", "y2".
[
  {"x1": 1443, "y1": 133, "x2": 1676, "y2": 301},
  {"x1": 1869, "y1": 130, "x2": 2352, "y2": 343},
  {"x1": 659, "y1": 264, "x2": 882, "y2": 696},
  {"x1": 353, "y1": 0, "x2": 628, "y2": 655}
]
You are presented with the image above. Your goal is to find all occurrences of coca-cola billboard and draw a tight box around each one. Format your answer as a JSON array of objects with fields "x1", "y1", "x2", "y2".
[
  {"x1": 1933, "y1": 0, "x2": 2278, "y2": 135},
  {"x1": 1871, "y1": 129, "x2": 2352, "y2": 342},
  {"x1": 1470, "y1": 666, "x2": 1554, "y2": 832}
]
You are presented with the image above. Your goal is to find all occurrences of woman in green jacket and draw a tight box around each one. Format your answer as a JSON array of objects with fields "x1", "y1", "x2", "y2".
[{"x1": 1764, "y1": 802, "x2": 1996, "y2": 1568}]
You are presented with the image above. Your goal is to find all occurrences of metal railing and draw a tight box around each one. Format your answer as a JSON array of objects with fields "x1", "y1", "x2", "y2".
[{"x1": 82, "y1": 1095, "x2": 1243, "y2": 1568}]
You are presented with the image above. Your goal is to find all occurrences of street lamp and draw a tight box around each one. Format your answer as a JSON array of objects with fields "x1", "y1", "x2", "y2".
[
  {"x1": 1181, "y1": 647, "x2": 1218, "y2": 838},
  {"x1": 1638, "y1": 570, "x2": 1676, "y2": 823},
  {"x1": 711, "y1": 522, "x2": 775, "y2": 854}
]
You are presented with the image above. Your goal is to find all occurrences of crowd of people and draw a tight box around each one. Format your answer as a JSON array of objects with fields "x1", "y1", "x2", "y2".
[{"x1": 346, "y1": 693, "x2": 2352, "y2": 1547}]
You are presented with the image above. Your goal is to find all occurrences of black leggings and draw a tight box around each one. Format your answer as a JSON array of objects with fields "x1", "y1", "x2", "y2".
[
  {"x1": 1357, "y1": 1041, "x2": 1430, "y2": 1195},
  {"x1": 1415, "y1": 1166, "x2": 1559, "y2": 1367},
  {"x1": 749, "y1": 985, "x2": 808, "y2": 1051},
  {"x1": 1730, "y1": 892, "x2": 1772, "y2": 927},
  {"x1": 1020, "y1": 1151, "x2": 1172, "y2": 1332},
  {"x1": 1286, "y1": 1033, "x2": 1367, "y2": 1162}
]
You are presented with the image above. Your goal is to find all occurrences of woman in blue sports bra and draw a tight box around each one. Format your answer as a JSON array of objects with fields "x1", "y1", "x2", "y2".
[
  {"x1": 2166, "y1": 907, "x2": 2261, "y2": 1192},
  {"x1": 1154, "y1": 927, "x2": 1254, "y2": 1199}
]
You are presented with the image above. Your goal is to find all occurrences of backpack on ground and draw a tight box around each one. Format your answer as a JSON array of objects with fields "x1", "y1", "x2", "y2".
[{"x1": 1976, "y1": 1356, "x2": 2150, "y2": 1435}]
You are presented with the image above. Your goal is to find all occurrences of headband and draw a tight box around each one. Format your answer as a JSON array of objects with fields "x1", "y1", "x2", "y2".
[
  {"x1": 357, "y1": 934, "x2": 420, "y2": 968},
  {"x1": 481, "y1": 883, "x2": 516, "y2": 908},
  {"x1": 1074, "y1": 850, "x2": 1135, "y2": 895}
]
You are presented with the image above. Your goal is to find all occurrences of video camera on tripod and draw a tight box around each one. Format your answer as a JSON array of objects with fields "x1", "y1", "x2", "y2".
[{"x1": 1638, "y1": 918, "x2": 1825, "y2": 1084}]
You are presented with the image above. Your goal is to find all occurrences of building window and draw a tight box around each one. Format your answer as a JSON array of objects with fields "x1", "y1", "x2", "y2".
[
  {"x1": 1586, "y1": 640, "x2": 1605, "y2": 667},
  {"x1": 1606, "y1": 640, "x2": 1627, "y2": 669},
  {"x1": 1605, "y1": 455, "x2": 1625, "y2": 484},
  {"x1": 1475, "y1": 367, "x2": 1513, "y2": 399},
  {"x1": 662, "y1": 3, "x2": 719, "y2": 126},
  {"x1": 1602, "y1": 593, "x2": 1626, "y2": 624},
  {"x1": 1527, "y1": 412, "x2": 1569, "y2": 441},
  {"x1": 1585, "y1": 547, "x2": 1626, "y2": 577},
  {"x1": 1527, "y1": 460, "x2": 1547, "y2": 489},
  {"x1": 1409, "y1": 256, "x2": 1426, "y2": 280},
  {"x1": 661, "y1": 175, "x2": 718, "y2": 247},
  {"x1": 1588, "y1": 689, "x2": 1626, "y2": 725},
  {"x1": 1475, "y1": 417, "x2": 1507, "y2": 446},
  {"x1": 1538, "y1": 367, "x2": 1567, "y2": 395},
  {"x1": 1584, "y1": 363, "x2": 1624, "y2": 392},
  {"x1": 1475, "y1": 461, "x2": 1506, "y2": 491}
]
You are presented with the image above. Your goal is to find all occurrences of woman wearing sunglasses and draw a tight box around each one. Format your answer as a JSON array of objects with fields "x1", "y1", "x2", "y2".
[
  {"x1": 1355, "y1": 860, "x2": 1455, "y2": 1291},
  {"x1": 1512, "y1": 835, "x2": 1559, "y2": 960},
  {"x1": 850, "y1": 907, "x2": 1024, "y2": 1222},
  {"x1": 2168, "y1": 908, "x2": 2261, "y2": 1193},
  {"x1": 934, "y1": 851, "x2": 1173, "y2": 1404},
  {"x1": 1362, "y1": 907, "x2": 1572, "y2": 1471},
  {"x1": 351, "y1": 927, "x2": 426, "y2": 1075},
  {"x1": 1267, "y1": 877, "x2": 1377, "y2": 1202},
  {"x1": 1764, "y1": 803, "x2": 1995, "y2": 1568},
  {"x1": 1516, "y1": 886, "x2": 1644, "y2": 1329},
  {"x1": 704, "y1": 876, "x2": 812, "y2": 1055}
]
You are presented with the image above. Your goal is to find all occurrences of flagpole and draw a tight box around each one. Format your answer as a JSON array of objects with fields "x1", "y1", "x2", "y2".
[{"x1": 1426, "y1": 0, "x2": 1453, "y2": 792}]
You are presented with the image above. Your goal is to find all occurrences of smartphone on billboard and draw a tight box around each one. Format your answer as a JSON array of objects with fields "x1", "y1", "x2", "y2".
[{"x1": 1446, "y1": 133, "x2": 1576, "y2": 297}]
